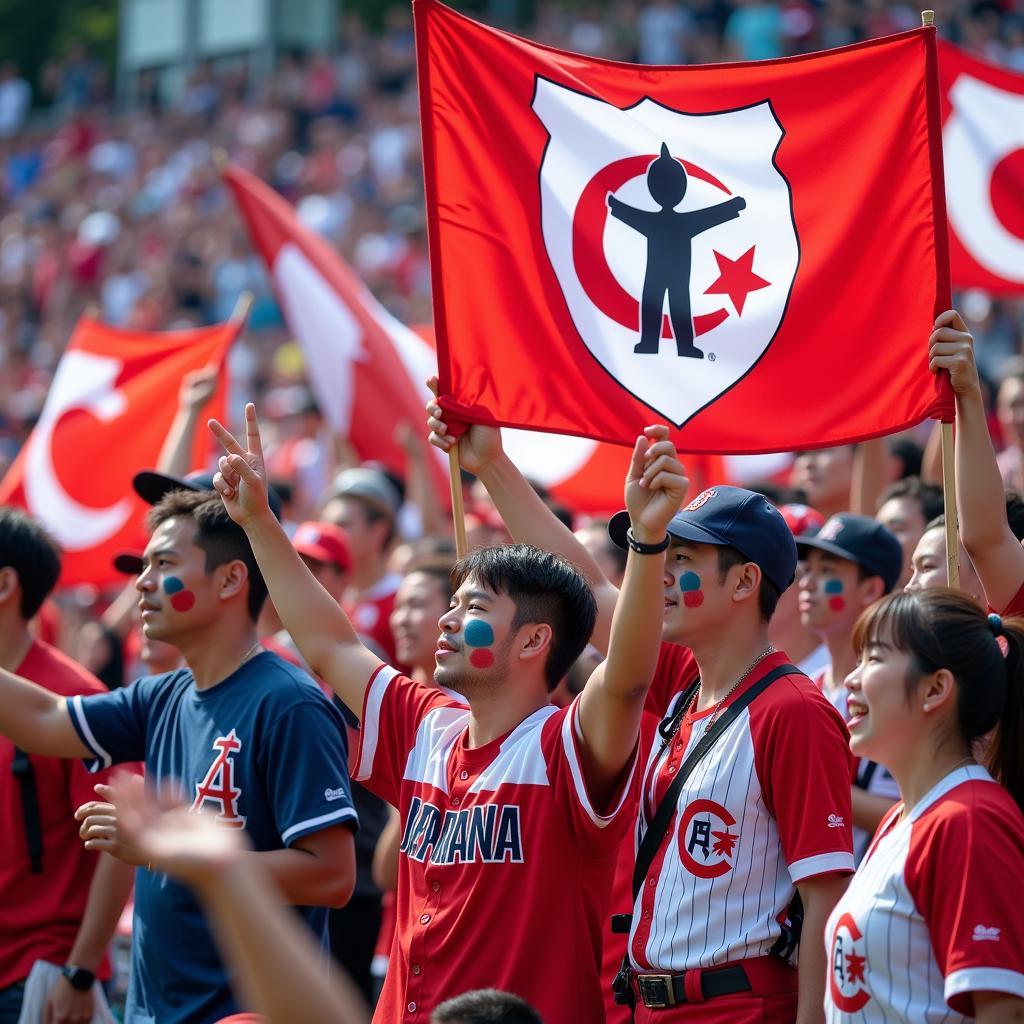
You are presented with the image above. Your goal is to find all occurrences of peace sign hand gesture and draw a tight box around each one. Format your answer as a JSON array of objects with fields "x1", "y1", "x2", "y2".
[{"x1": 208, "y1": 403, "x2": 272, "y2": 528}]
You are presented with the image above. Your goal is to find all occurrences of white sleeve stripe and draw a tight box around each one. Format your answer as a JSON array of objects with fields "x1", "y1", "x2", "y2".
[
  {"x1": 789, "y1": 850, "x2": 855, "y2": 881},
  {"x1": 355, "y1": 665, "x2": 399, "y2": 782},
  {"x1": 68, "y1": 694, "x2": 112, "y2": 771},
  {"x1": 560, "y1": 697, "x2": 638, "y2": 828},
  {"x1": 281, "y1": 807, "x2": 359, "y2": 845},
  {"x1": 946, "y1": 967, "x2": 1024, "y2": 1003}
]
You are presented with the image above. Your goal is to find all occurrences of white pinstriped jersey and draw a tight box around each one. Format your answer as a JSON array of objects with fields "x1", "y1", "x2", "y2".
[
  {"x1": 826, "y1": 766, "x2": 1024, "y2": 1023},
  {"x1": 630, "y1": 646, "x2": 855, "y2": 972},
  {"x1": 354, "y1": 664, "x2": 638, "y2": 1024}
]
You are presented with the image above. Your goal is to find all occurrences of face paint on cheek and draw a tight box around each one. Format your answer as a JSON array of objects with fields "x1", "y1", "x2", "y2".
[
  {"x1": 678, "y1": 571, "x2": 705, "y2": 608},
  {"x1": 163, "y1": 576, "x2": 196, "y2": 612},
  {"x1": 824, "y1": 579, "x2": 846, "y2": 611},
  {"x1": 464, "y1": 619, "x2": 496, "y2": 668}
]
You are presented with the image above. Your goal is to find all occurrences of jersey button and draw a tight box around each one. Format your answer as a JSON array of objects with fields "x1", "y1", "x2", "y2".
[
  {"x1": 431, "y1": 881, "x2": 440, "y2": 893},
  {"x1": 408, "y1": 1002, "x2": 418, "y2": 1013},
  {"x1": 643, "y1": 910, "x2": 652, "y2": 921},
  {"x1": 412, "y1": 965, "x2": 422, "y2": 975},
  {"x1": 667, "y1": 765, "x2": 676, "y2": 774},
  {"x1": 420, "y1": 914, "x2": 431, "y2": 924},
  {"x1": 451, "y1": 796, "x2": 461, "y2": 807},
  {"x1": 460, "y1": 770, "x2": 469, "y2": 781},
  {"x1": 648, "y1": 877, "x2": 656, "y2": 887}
]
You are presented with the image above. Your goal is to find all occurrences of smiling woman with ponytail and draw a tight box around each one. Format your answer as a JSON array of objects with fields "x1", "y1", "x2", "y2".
[{"x1": 823, "y1": 588, "x2": 1024, "y2": 1023}]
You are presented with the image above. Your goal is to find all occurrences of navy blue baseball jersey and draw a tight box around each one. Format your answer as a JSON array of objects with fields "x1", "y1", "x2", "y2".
[{"x1": 68, "y1": 650, "x2": 357, "y2": 1024}]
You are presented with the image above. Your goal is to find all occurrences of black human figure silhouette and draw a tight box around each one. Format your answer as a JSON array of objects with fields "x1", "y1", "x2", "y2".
[{"x1": 608, "y1": 143, "x2": 746, "y2": 358}]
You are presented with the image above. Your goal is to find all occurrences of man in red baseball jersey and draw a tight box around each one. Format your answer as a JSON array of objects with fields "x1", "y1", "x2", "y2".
[
  {"x1": 428, "y1": 398, "x2": 854, "y2": 1023},
  {"x1": 209, "y1": 404, "x2": 689, "y2": 1023}
]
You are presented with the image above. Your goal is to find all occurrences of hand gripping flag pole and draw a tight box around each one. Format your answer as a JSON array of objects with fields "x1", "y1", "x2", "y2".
[{"x1": 923, "y1": 6, "x2": 962, "y2": 590}]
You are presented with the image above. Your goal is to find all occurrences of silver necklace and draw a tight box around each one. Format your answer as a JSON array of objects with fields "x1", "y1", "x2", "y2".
[{"x1": 701, "y1": 645, "x2": 776, "y2": 731}]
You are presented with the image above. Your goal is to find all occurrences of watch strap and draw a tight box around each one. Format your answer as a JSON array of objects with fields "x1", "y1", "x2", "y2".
[
  {"x1": 625, "y1": 527, "x2": 671, "y2": 554},
  {"x1": 61, "y1": 965, "x2": 95, "y2": 991}
]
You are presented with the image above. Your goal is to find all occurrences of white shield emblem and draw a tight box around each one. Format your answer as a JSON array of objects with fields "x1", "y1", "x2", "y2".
[{"x1": 533, "y1": 79, "x2": 799, "y2": 427}]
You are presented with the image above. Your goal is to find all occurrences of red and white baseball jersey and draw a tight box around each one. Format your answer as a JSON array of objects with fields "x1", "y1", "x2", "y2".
[
  {"x1": 826, "y1": 765, "x2": 1024, "y2": 1022},
  {"x1": 345, "y1": 573, "x2": 402, "y2": 665},
  {"x1": 630, "y1": 646, "x2": 855, "y2": 972},
  {"x1": 999, "y1": 579, "x2": 1024, "y2": 618},
  {"x1": 354, "y1": 664, "x2": 638, "y2": 1023}
]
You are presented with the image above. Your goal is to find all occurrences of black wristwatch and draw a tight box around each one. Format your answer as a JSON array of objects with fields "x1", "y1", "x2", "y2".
[
  {"x1": 625, "y1": 527, "x2": 671, "y2": 554},
  {"x1": 61, "y1": 965, "x2": 95, "y2": 991}
]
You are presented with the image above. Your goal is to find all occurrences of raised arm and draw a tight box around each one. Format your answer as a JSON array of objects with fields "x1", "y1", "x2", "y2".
[
  {"x1": 0, "y1": 668, "x2": 91, "y2": 758},
  {"x1": 578, "y1": 428, "x2": 688, "y2": 806},
  {"x1": 426, "y1": 377, "x2": 619, "y2": 652},
  {"x1": 607, "y1": 194, "x2": 658, "y2": 234},
  {"x1": 929, "y1": 310, "x2": 1024, "y2": 612},
  {"x1": 158, "y1": 365, "x2": 219, "y2": 478},
  {"x1": 692, "y1": 196, "x2": 746, "y2": 233},
  {"x1": 209, "y1": 405, "x2": 382, "y2": 718}
]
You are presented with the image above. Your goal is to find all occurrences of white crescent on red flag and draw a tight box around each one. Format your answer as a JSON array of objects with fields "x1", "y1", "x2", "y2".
[
  {"x1": 416, "y1": 0, "x2": 954, "y2": 453},
  {"x1": 0, "y1": 318, "x2": 236, "y2": 587},
  {"x1": 938, "y1": 41, "x2": 1024, "y2": 294}
]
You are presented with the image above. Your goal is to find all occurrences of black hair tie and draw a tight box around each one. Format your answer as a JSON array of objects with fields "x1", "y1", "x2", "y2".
[{"x1": 988, "y1": 612, "x2": 1004, "y2": 638}]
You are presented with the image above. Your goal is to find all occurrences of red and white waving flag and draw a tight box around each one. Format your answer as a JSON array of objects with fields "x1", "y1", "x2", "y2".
[
  {"x1": 0, "y1": 318, "x2": 235, "y2": 587},
  {"x1": 222, "y1": 165, "x2": 451, "y2": 499},
  {"x1": 417, "y1": 0, "x2": 954, "y2": 454},
  {"x1": 939, "y1": 41, "x2": 1024, "y2": 294}
]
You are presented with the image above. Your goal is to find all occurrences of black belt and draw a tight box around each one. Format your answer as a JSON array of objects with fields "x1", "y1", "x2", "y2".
[{"x1": 635, "y1": 965, "x2": 751, "y2": 1009}]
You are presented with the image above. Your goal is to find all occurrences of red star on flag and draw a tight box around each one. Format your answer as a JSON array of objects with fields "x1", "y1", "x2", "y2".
[
  {"x1": 704, "y1": 247, "x2": 771, "y2": 316},
  {"x1": 845, "y1": 951, "x2": 867, "y2": 985},
  {"x1": 711, "y1": 827, "x2": 738, "y2": 859}
]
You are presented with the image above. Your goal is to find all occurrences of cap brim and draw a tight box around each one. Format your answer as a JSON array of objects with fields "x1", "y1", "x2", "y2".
[
  {"x1": 113, "y1": 553, "x2": 144, "y2": 575},
  {"x1": 132, "y1": 470, "x2": 201, "y2": 505},
  {"x1": 609, "y1": 509, "x2": 732, "y2": 551},
  {"x1": 795, "y1": 535, "x2": 859, "y2": 565}
]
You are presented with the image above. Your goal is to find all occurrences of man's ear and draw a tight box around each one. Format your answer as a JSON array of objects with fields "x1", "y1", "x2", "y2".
[
  {"x1": 517, "y1": 622, "x2": 553, "y2": 664},
  {"x1": 857, "y1": 575, "x2": 886, "y2": 608},
  {"x1": 216, "y1": 561, "x2": 250, "y2": 603},
  {"x1": 730, "y1": 562, "x2": 762, "y2": 606},
  {"x1": 0, "y1": 566, "x2": 19, "y2": 607}
]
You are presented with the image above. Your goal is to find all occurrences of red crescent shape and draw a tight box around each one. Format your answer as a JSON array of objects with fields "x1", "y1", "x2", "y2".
[
  {"x1": 572, "y1": 155, "x2": 731, "y2": 340},
  {"x1": 828, "y1": 912, "x2": 871, "y2": 1012},
  {"x1": 678, "y1": 798, "x2": 737, "y2": 879}
]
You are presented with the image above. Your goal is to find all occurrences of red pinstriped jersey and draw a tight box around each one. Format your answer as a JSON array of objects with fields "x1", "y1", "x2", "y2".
[
  {"x1": 826, "y1": 766, "x2": 1024, "y2": 1022},
  {"x1": 354, "y1": 664, "x2": 638, "y2": 1023},
  {"x1": 630, "y1": 646, "x2": 855, "y2": 972}
]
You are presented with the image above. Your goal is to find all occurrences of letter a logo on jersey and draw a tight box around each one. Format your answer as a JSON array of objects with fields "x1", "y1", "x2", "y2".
[
  {"x1": 192, "y1": 729, "x2": 247, "y2": 828},
  {"x1": 532, "y1": 80, "x2": 799, "y2": 427}
]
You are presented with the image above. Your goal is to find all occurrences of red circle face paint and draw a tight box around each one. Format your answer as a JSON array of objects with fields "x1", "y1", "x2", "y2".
[
  {"x1": 469, "y1": 648, "x2": 495, "y2": 668},
  {"x1": 683, "y1": 590, "x2": 705, "y2": 608},
  {"x1": 828, "y1": 596, "x2": 846, "y2": 612},
  {"x1": 170, "y1": 590, "x2": 196, "y2": 612}
]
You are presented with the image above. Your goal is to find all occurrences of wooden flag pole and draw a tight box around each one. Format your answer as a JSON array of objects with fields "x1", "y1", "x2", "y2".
[
  {"x1": 449, "y1": 446, "x2": 468, "y2": 559},
  {"x1": 228, "y1": 290, "x2": 254, "y2": 327},
  {"x1": 922, "y1": 7, "x2": 959, "y2": 587}
]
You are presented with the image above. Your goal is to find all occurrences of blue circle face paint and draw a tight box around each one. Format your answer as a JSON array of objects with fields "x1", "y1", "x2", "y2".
[
  {"x1": 823, "y1": 579, "x2": 843, "y2": 595},
  {"x1": 678, "y1": 572, "x2": 701, "y2": 593},
  {"x1": 163, "y1": 577, "x2": 185, "y2": 595},
  {"x1": 464, "y1": 619, "x2": 495, "y2": 648}
]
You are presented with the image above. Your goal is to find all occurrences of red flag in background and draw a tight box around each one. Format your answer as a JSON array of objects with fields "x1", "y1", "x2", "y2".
[
  {"x1": 417, "y1": 0, "x2": 953, "y2": 454},
  {"x1": 938, "y1": 41, "x2": 1024, "y2": 294},
  {"x1": 0, "y1": 318, "x2": 236, "y2": 587},
  {"x1": 222, "y1": 165, "x2": 451, "y2": 501}
]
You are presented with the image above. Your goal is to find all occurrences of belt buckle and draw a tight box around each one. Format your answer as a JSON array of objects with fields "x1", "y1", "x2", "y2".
[{"x1": 637, "y1": 974, "x2": 677, "y2": 1008}]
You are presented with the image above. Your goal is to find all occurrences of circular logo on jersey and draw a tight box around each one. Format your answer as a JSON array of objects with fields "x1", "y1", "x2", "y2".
[
  {"x1": 352, "y1": 604, "x2": 380, "y2": 631},
  {"x1": 683, "y1": 489, "x2": 717, "y2": 513},
  {"x1": 678, "y1": 799, "x2": 739, "y2": 878},
  {"x1": 828, "y1": 912, "x2": 870, "y2": 1012}
]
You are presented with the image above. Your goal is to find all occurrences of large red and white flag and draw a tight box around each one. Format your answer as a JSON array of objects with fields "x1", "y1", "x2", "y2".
[
  {"x1": 417, "y1": 0, "x2": 954, "y2": 454},
  {"x1": 0, "y1": 318, "x2": 235, "y2": 586},
  {"x1": 938, "y1": 41, "x2": 1024, "y2": 294}
]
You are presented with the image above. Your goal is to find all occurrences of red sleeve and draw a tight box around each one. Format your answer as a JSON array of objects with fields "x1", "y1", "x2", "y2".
[
  {"x1": 353, "y1": 664, "x2": 464, "y2": 805},
  {"x1": 998, "y1": 578, "x2": 1024, "y2": 618},
  {"x1": 644, "y1": 641, "x2": 698, "y2": 718},
  {"x1": 753, "y1": 675, "x2": 855, "y2": 882},
  {"x1": 541, "y1": 696, "x2": 640, "y2": 853},
  {"x1": 904, "y1": 784, "x2": 1024, "y2": 1016}
]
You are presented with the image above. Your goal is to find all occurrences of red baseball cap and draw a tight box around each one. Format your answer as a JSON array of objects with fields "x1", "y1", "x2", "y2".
[
  {"x1": 292, "y1": 521, "x2": 352, "y2": 572},
  {"x1": 779, "y1": 503, "x2": 825, "y2": 538}
]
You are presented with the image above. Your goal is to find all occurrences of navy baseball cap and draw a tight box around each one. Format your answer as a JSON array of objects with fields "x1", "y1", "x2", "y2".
[
  {"x1": 796, "y1": 513, "x2": 903, "y2": 594},
  {"x1": 608, "y1": 486, "x2": 799, "y2": 592},
  {"x1": 132, "y1": 469, "x2": 283, "y2": 521}
]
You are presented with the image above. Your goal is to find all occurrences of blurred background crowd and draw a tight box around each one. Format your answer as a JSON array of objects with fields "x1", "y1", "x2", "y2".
[{"x1": 0, "y1": 0, "x2": 1022, "y2": 676}]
